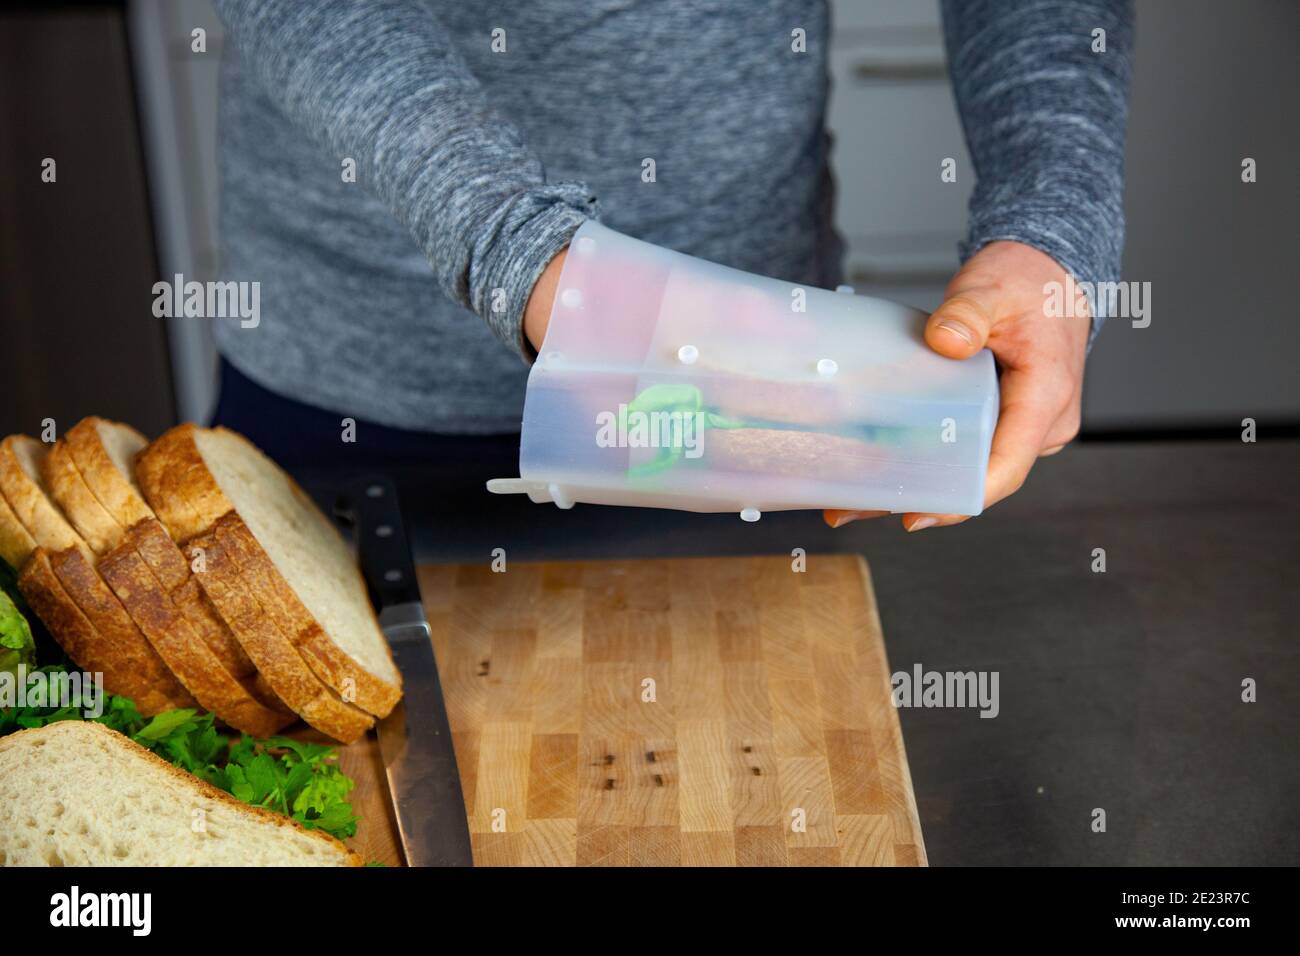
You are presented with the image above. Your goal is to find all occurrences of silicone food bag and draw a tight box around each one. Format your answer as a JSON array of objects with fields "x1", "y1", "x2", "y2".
[{"x1": 489, "y1": 221, "x2": 998, "y2": 521}]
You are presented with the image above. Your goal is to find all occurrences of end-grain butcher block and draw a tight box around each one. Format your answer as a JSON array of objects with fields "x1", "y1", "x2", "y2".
[{"x1": 345, "y1": 553, "x2": 926, "y2": 867}]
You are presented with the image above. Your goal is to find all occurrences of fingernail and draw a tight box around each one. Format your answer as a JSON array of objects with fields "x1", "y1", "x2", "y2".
[
  {"x1": 907, "y1": 517, "x2": 937, "y2": 532},
  {"x1": 830, "y1": 510, "x2": 886, "y2": 528},
  {"x1": 936, "y1": 320, "x2": 974, "y2": 345}
]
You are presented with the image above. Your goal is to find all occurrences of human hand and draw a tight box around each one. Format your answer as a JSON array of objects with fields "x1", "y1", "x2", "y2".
[
  {"x1": 523, "y1": 248, "x2": 568, "y2": 352},
  {"x1": 826, "y1": 240, "x2": 1092, "y2": 531}
]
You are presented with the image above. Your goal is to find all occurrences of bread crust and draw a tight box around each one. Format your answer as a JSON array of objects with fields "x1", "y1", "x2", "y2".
[
  {"x1": 135, "y1": 423, "x2": 224, "y2": 543},
  {"x1": 99, "y1": 534, "x2": 294, "y2": 738},
  {"x1": 0, "y1": 490, "x2": 37, "y2": 568},
  {"x1": 47, "y1": 545, "x2": 195, "y2": 713},
  {"x1": 189, "y1": 521, "x2": 374, "y2": 744},
  {"x1": 129, "y1": 517, "x2": 258, "y2": 678},
  {"x1": 0, "y1": 435, "x2": 82, "y2": 553},
  {"x1": 63, "y1": 417, "x2": 156, "y2": 528},
  {"x1": 0, "y1": 721, "x2": 362, "y2": 866},
  {"x1": 127, "y1": 518, "x2": 290, "y2": 717},
  {"x1": 43, "y1": 439, "x2": 124, "y2": 554},
  {"x1": 17, "y1": 549, "x2": 181, "y2": 715}
]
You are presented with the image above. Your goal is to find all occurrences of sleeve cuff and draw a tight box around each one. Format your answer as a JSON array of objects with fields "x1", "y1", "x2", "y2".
[
  {"x1": 471, "y1": 183, "x2": 598, "y2": 363},
  {"x1": 959, "y1": 202, "x2": 1125, "y2": 352}
]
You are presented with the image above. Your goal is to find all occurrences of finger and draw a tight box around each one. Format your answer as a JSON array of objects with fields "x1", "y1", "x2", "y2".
[
  {"x1": 823, "y1": 509, "x2": 890, "y2": 529},
  {"x1": 925, "y1": 291, "x2": 997, "y2": 360},
  {"x1": 982, "y1": 364, "x2": 1064, "y2": 507},
  {"x1": 906, "y1": 371, "x2": 1069, "y2": 528}
]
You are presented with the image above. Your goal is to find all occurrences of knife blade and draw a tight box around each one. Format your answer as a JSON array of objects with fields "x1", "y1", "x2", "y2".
[{"x1": 337, "y1": 476, "x2": 472, "y2": 867}]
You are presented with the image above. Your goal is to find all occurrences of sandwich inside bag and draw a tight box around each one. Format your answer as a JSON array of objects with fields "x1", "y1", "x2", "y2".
[{"x1": 490, "y1": 221, "x2": 998, "y2": 519}]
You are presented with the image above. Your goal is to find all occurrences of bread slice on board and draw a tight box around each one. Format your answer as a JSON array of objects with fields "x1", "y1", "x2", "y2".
[
  {"x1": 99, "y1": 526, "x2": 294, "y2": 738},
  {"x1": 0, "y1": 721, "x2": 361, "y2": 866},
  {"x1": 63, "y1": 417, "x2": 156, "y2": 528},
  {"x1": 17, "y1": 549, "x2": 185, "y2": 715},
  {"x1": 137, "y1": 425, "x2": 401, "y2": 717},
  {"x1": 0, "y1": 492, "x2": 36, "y2": 569},
  {"x1": 0, "y1": 435, "x2": 83, "y2": 553},
  {"x1": 188, "y1": 516, "x2": 374, "y2": 743},
  {"x1": 43, "y1": 439, "x2": 125, "y2": 554}
]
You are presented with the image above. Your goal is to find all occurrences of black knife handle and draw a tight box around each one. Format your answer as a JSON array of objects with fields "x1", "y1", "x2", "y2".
[{"x1": 341, "y1": 476, "x2": 423, "y2": 610}]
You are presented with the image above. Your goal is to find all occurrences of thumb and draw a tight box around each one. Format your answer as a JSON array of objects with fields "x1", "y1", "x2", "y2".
[{"x1": 925, "y1": 291, "x2": 996, "y2": 359}]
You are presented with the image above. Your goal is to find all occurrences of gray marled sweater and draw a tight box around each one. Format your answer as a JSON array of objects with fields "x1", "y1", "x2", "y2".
[{"x1": 212, "y1": 0, "x2": 1133, "y2": 434}]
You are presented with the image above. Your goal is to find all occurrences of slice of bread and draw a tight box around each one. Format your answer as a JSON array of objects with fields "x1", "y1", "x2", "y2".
[
  {"x1": 99, "y1": 527, "x2": 294, "y2": 738},
  {"x1": 188, "y1": 516, "x2": 374, "y2": 743},
  {"x1": 63, "y1": 417, "x2": 156, "y2": 528},
  {"x1": 137, "y1": 425, "x2": 401, "y2": 716},
  {"x1": 0, "y1": 491, "x2": 36, "y2": 569},
  {"x1": 0, "y1": 721, "x2": 361, "y2": 866},
  {"x1": 17, "y1": 550, "x2": 184, "y2": 715},
  {"x1": 43, "y1": 439, "x2": 124, "y2": 554},
  {"x1": 0, "y1": 436, "x2": 83, "y2": 553}
]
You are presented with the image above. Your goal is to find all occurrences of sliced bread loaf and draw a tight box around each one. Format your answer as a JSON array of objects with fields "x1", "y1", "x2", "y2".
[
  {"x1": 188, "y1": 514, "x2": 374, "y2": 743},
  {"x1": 59, "y1": 434, "x2": 261, "y2": 686},
  {"x1": 0, "y1": 721, "x2": 361, "y2": 866},
  {"x1": 137, "y1": 425, "x2": 401, "y2": 717},
  {"x1": 39, "y1": 426, "x2": 291, "y2": 726},
  {"x1": 99, "y1": 525, "x2": 294, "y2": 737}
]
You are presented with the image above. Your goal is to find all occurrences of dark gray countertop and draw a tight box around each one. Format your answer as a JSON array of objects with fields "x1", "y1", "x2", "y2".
[{"x1": 390, "y1": 438, "x2": 1298, "y2": 865}]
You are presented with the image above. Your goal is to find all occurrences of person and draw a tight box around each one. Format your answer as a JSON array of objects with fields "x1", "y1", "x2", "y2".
[{"x1": 208, "y1": 0, "x2": 1133, "y2": 531}]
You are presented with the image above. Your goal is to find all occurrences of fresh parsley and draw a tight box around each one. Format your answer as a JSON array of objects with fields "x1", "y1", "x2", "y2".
[{"x1": 1, "y1": 664, "x2": 358, "y2": 840}]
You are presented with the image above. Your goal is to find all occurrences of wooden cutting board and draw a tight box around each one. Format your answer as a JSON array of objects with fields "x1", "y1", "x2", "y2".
[{"x1": 340, "y1": 554, "x2": 925, "y2": 867}]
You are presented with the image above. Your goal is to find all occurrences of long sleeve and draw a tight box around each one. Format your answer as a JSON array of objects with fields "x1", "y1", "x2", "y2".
[
  {"x1": 212, "y1": 0, "x2": 597, "y2": 358},
  {"x1": 941, "y1": 0, "x2": 1135, "y2": 342}
]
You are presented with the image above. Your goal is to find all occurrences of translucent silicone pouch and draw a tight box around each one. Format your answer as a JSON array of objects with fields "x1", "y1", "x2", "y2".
[{"x1": 489, "y1": 221, "x2": 998, "y2": 520}]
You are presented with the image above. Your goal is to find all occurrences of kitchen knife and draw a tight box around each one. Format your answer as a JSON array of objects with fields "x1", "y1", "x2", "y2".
[{"x1": 336, "y1": 476, "x2": 472, "y2": 867}]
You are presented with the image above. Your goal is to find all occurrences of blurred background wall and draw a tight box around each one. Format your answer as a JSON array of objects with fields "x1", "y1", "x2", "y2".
[{"x1": 1, "y1": 0, "x2": 1296, "y2": 438}]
